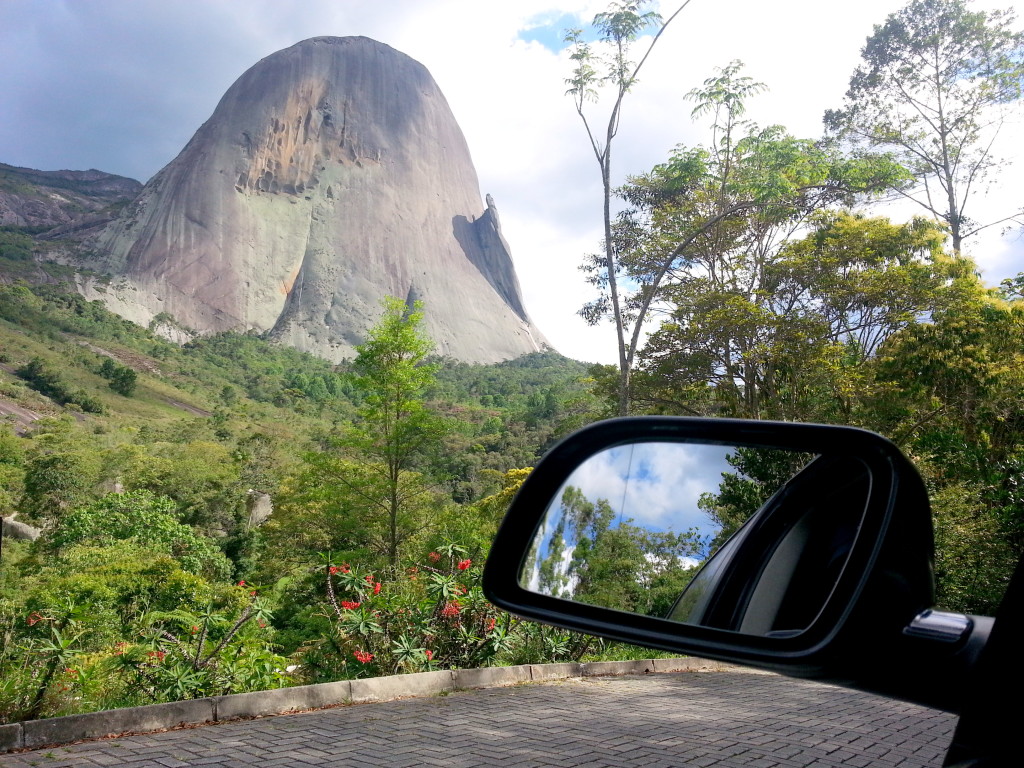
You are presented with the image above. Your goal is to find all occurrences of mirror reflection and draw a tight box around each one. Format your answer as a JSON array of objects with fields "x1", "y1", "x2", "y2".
[{"x1": 520, "y1": 442, "x2": 871, "y2": 637}]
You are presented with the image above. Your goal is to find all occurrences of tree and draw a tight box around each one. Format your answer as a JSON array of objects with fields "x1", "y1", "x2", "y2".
[
  {"x1": 633, "y1": 212, "x2": 962, "y2": 420},
  {"x1": 869, "y1": 292, "x2": 1024, "y2": 614},
  {"x1": 564, "y1": 0, "x2": 693, "y2": 415},
  {"x1": 46, "y1": 489, "x2": 232, "y2": 580},
  {"x1": 825, "y1": 0, "x2": 1024, "y2": 253},
  {"x1": 581, "y1": 62, "x2": 907, "y2": 416},
  {"x1": 583, "y1": 60, "x2": 909, "y2": 418},
  {"x1": 339, "y1": 297, "x2": 448, "y2": 572}
]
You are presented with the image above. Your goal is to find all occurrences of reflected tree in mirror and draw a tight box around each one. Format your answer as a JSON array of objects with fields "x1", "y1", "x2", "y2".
[
  {"x1": 522, "y1": 442, "x2": 731, "y2": 616},
  {"x1": 698, "y1": 447, "x2": 815, "y2": 552},
  {"x1": 521, "y1": 442, "x2": 871, "y2": 636}
]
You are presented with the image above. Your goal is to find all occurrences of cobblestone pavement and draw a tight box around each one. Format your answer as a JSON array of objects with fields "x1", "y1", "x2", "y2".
[{"x1": 0, "y1": 670, "x2": 955, "y2": 767}]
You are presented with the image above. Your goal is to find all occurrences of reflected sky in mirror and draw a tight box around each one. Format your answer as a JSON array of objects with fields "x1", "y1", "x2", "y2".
[
  {"x1": 558, "y1": 442, "x2": 734, "y2": 537},
  {"x1": 521, "y1": 442, "x2": 736, "y2": 614}
]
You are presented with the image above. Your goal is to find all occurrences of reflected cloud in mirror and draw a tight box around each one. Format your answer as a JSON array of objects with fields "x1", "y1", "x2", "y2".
[{"x1": 520, "y1": 442, "x2": 871, "y2": 637}]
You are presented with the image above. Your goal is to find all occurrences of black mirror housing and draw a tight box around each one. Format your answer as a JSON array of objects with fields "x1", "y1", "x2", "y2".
[{"x1": 484, "y1": 417, "x2": 948, "y2": 701}]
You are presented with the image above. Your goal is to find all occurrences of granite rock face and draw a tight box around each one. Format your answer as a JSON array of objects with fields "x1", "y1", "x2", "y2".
[
  {"x1": 88, "y1": 36, "x2": 547, "y2": 362},
  {"x1": 0, "y1": 163, "x2": 142, "y2": 235}
]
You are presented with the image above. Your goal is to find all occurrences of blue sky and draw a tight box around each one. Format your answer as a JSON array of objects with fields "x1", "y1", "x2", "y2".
[{"x1": 516, "y1": 13, "x2": 582, "y2": 51}]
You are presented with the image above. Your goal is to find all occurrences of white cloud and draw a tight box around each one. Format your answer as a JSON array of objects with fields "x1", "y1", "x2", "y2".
[{"x1": 555, "y1": 442, "x2": 737, "y2": 534}]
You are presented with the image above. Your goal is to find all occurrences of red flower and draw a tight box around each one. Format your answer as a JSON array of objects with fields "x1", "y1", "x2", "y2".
[
  {"x1": 258, "y1": 620, "x2": 267, "y2": 629},
  {"x1": 341, "y1": 600, "x2": 361, "y2": 610},
  {"x1": 26, "y1": 612, "x2": 43, "y2": 626},
  {"x1": 486, "y1": 617, "x2": 496, "y2": 631},
  {"x1": 190, "y1": 625, "x2": 199, "y2": 634},
  {"x1": 428, "y1": 552, "x2": 441, "y2": 562},
  {"x1": 365, "y1": 574, "x2": 375, "y2": 584},
  {"x1": 238, "y1": 580, "x2": 246, "y2": 586},
  {"x1": 457, "y1": 559, "x2": 472, "y2": 571},
  {"x1": 341, "y1": 564, "x2": 351, "y2": 573},
  {"x1": 373, "y1": 582, "x2": 382, "y2": 596},
  {"x1": 425, "y1": 649, "x2": 433, "y2": 661},
  {"x1": 440, "y1": 601, "x2": 461, "y2": 618},
  {"x1": 354, "y1": 650, "x2": 374, "y2": 663},
  {"x1": 329, "y1": 565, "x2": 340, "y2": 575}
]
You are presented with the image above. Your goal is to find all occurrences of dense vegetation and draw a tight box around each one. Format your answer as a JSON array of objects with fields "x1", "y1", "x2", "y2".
[
  {"x1": 0, "y1": 281, "x2": 617, "y2": 723},
  {"x1": 0, "y1": 0, "x2": 1021, "y2": 727}
]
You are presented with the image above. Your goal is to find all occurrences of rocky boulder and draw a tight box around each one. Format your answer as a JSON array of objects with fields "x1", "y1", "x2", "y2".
[{"x1": 87, "y1": 36, "x2": 547, "y2": 362}]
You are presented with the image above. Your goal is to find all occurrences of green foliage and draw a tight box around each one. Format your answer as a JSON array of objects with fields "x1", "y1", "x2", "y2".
[
  {"x1": 119, "y1": 589, "x2": 287, "y2": 700},
  {"x1": 872, "y1": 295, "x2": 1024, "y2": 611},
  {"x1": 15, "y1": 357, "x2": 104, "y2": 413},
  {"x1": 336, "y1": 297, "x2": 449, "y2": 571},
  {"x1": 584, "y1": 61, "x2": 907, "y2": 415},
  {"x1": 632, "y1": 212, "x2": 959, "y2": 421},
  {"x1": 46, "y1": 490, "x2": 232, "y2": 580},
  {"x1": 112, "y1": 440, "x2": 245, "y2": 533},
  {"x1": 20, "y1": 427, "x2": 102, "y2": 525},
  {"x1": 0, "y1": 230, "x2": 33, "y2": 262},
  {"x1": 98, "y1": 358, "x2": 138, "y2": 396},
  {"x1": 531, "y1": 485, "x2": 702, "y2": 618}
]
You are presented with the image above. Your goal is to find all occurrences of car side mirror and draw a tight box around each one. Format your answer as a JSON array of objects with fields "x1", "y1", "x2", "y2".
[{"x1": 483, "y1": 417, "x2": 963, "y2": 699}]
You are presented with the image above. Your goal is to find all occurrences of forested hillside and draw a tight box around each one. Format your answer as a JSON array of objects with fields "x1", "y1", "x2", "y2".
[{"x1": 0, "y1": 278, "x2": 613, "y2": 723}]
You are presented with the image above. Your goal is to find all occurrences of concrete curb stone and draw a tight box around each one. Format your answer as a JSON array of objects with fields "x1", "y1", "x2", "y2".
[
  {"x1": 2, "y1": 658, "x2": 709, "y2": 753},
  {"x1": 453, "y1": 664, "x2": 532, "y2": 689},
  {"x1": 213, "y1": 679, "x2": 352, "y2": 720},
  {"x1": 22, "y1": 698, "x2": 215, "y2": 750},
  {"x1": 653, "y1": 657, "x2": 729, "y2": 673},
  {"x1": 529, "y1": 662, "x2": 583, "y2": 681},
  {"x1": 582, "y1": 659, "x2": 656, "y2": 676},
  {"x1": 0, "y1": 724, "x2": 22, "y2": 753},
  {"x1": 349, "y1": 669, "x2": 455, "y2": 704}
]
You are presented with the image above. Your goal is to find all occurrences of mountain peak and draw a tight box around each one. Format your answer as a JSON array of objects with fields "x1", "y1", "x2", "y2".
[{"x1": 85, "y1": 36, "x2": 547, "y2": 363}]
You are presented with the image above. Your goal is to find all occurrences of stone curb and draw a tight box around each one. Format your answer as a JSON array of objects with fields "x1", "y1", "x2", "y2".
[{"x1": 1, "y1": 657, "x2": 719, "y2": 753}]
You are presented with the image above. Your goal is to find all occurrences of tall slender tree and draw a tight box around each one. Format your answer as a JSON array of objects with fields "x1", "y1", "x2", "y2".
[
  {"x1": 564, "y1": 0, "x2": 693, "y2": 415},
  {"x1": 345, "y1": 297, "x2": 448, "y2": 572}
]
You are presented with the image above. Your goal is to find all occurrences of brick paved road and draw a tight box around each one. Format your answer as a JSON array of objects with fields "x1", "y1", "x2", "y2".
[{"x1": 0, "y1": 670, "x2": 955, "y2": 767}]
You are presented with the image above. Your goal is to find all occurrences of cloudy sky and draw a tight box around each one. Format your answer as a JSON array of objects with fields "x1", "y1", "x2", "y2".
[
  {"x1": 552, "y1": 441, "x2": 736, "y2": 532},
  {"x1": 2, "y1": 0, "x2": 1021, "y2": 362}
]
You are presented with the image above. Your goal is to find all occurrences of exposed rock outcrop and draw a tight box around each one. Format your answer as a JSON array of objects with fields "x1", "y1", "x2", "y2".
[
  {"x1": 87, "y1": 36, "x2": 547, "y2": 362},
  {"x1": 0, "y1": 163, "x2": 142, "y2": 235}
]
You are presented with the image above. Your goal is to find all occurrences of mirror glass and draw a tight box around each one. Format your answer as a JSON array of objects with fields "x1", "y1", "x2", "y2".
[{"x1": 519, "y1": 442, "x2": 871, "y2": 637}]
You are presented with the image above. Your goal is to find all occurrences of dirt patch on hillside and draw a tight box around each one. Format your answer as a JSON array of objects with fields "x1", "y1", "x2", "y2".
[{"x1": 80, "y1": 342, "x2": 163, "y2": 376}]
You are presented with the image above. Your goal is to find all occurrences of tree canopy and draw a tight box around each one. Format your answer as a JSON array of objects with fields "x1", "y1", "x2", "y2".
[{"x1": 825, "y1": 0, "x2": 1024, "y2": 253}]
